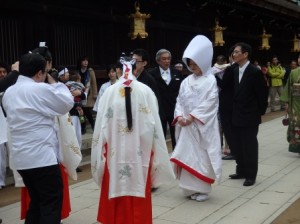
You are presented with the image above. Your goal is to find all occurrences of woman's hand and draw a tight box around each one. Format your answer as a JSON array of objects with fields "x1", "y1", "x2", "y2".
[
  {"x1": 177, "y1": 115, "x2": 194, "y2": 127},
  {"x1": 185, "y1": 115, "x2": 194, "y2": 126},
  {"x1": 177, "y1": 117, "x2": 186, "y2": 126}
]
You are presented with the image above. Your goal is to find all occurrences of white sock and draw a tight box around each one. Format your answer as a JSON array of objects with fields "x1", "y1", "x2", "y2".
[
  {"x1": 196, "y1": 194, "x2": 209, "y2": 202},
  {"x1": 190, "y1": 193, "x2": 199, "y2": 200}
]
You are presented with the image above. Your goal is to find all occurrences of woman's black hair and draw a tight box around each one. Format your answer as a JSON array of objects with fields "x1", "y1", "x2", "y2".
[
  {"x1": 31, "y1": 47, "x2": 52, "y2": 62},
  {"x1": 0, "y1": 61, "x2": 10, "y2": 72}
]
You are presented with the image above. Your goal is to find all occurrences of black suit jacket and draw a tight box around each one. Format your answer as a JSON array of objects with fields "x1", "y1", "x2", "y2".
[
  {"x1": 216, "y1": 63, "x2": 239, "y2": 111},
  {"x1": 148, "y1": 67, "x2": 183, "y2": 120},
  {"x1": 0, "y1": 70, "x2": 19, "y2": 92},
  {"x1": 232, "y1": 63, "x2": 268, "y2": 127},
  {"x1": 137, "y1": 70, "x2": 165, "y2": 120}
]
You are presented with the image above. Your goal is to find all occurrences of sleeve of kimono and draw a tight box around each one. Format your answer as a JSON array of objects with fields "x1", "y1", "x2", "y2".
[
  {"x1": 147, "y1": 91, "x2": 175, "y2": 188},
  {"x1": 281, "y1": 70, "x2": 293, "y2": 103},
  {"x1": 57, "y1": 114, "x2": 82, "y2": 181},
  {"x1": 91, "y1": 91, "x2": 108, "y2": 187},
  {"x1": 172, "y1": 80, "x2": 185, "y2": 125}
]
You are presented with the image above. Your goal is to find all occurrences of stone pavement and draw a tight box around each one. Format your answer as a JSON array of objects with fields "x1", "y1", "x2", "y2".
[{"x1": 1, "y1": 116, "x2": 300, "y2": 224}]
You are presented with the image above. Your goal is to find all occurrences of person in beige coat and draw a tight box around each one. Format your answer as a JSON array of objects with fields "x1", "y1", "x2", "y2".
[{"x1": 77, "y1": 56, "x2": 98, "y2": 134}]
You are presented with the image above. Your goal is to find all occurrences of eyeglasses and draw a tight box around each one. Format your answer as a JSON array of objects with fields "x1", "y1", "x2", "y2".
[{"x1": 233, "y1": 50, "x2": 242, "y2": 54}]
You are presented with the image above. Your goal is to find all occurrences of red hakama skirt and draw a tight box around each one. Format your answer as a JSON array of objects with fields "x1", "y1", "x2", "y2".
[{"x1": 97, "y1": 148, "x2": 153, "y2": 224}]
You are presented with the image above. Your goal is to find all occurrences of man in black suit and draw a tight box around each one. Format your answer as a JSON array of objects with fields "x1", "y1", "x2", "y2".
[
  {"x1": 229, "y1": 42, "x2": 268, "y2": 187},
  {"x1": 148, "y1": 49, "x2": 183, "y2": 150},
  {"x1": 131, "y1": 49, "x2": 162, "y2": 110},
  {"x1": 215, "y1": 48, "x2": 238, "y2": 160}
]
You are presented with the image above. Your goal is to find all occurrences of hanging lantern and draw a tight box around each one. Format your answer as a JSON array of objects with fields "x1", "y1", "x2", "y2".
[
  {"x1": 291, "y1": 34, "x2": 300, "y2": 52},
  {"x1": 128, "y1": 1, "x2": 151, "y2": 40},
  {"x1": 259, "y1": 28, "x2": 272, "y2": 50},
  {"x1": 212, "y1": 18, "x2": 227, "y2": 47}
]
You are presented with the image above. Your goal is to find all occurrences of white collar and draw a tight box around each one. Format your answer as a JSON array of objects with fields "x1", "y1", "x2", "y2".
[
  {"x1": 159, "y1": 67, "x2": 170, "y2": 74},
  {"x1": 239, "y1": 61, "x2": 250, "y2": 73}
]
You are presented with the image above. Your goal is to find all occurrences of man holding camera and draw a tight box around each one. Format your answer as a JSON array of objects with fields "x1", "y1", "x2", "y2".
[{"x1": 2, "y1": 53, "x2": 74, "y2": 224}]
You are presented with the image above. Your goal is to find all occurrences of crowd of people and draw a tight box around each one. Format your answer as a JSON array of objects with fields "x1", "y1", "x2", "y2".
[{"x1": 0, "y1": 35, "x2": 300, "y2": 224}]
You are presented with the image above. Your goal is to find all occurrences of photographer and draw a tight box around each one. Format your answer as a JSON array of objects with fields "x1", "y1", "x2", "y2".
[{"x1": 2, "y1": 53, "x2": 74, "y2": 224}]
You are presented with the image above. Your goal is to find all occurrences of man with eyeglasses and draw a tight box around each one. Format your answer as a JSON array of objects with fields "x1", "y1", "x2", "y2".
[
  {"x1": 131, "y1": 48, "x2": 162, "y2": 117},
  {"x1": 228, "y1": 42, "x2": 268, "y2": 187},
  {"x1": 131, "y1": 49, "x2": 159, "y2": 92}
]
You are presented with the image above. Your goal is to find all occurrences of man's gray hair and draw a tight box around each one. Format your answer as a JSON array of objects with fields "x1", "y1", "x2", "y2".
[{"x1": 155, "y1": 49, "x2": 172, "y2": 62}]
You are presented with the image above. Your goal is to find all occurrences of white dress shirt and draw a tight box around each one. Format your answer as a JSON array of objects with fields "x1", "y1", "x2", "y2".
[
  {"x1": 160, "y1": 67, "x2": 171, "y2": 85},
  {"x1": 3, "y1": 75, "x2": 74, "y2": 170},
  {"x1": 239, "y1": 61, "x2": 250, "y2": 83}
]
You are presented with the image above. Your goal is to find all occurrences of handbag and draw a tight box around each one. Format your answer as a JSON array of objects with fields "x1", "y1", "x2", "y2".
[{"x1": 282, "y1": 114, "x2": 289, "y2": 126}]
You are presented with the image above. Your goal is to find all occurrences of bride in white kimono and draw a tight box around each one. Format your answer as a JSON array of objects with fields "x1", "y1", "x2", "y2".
[{"x1": 171, "y1": 35, "x2": 222, "y2": 202}]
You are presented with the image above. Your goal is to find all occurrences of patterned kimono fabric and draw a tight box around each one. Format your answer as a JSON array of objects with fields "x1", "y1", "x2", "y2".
[
  {"x1": 97, "y1": 147, "x2": 153, "y2": 224},
  {"x1": 281, "y1": 68, "x2": 300, "y2": 153},
  {"x1": 20, "y1": 164, "x2": 71, "y2": 220}
]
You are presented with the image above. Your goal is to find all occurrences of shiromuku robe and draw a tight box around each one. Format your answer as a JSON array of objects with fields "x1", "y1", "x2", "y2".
[
  {"x1": 91, "y1": 79, "x2": 175, "y2": 224},
  {"x1": 171, "y1": 35, "x2": 222, "y2": 196},
  {"x1": 171, "y1": 73, "x2": 222, "y2": 194}
]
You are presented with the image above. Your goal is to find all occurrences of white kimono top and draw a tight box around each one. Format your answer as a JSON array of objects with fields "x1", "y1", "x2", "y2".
[{"x1": 91, "y1": 79, "x2": 175, "y2": 199}]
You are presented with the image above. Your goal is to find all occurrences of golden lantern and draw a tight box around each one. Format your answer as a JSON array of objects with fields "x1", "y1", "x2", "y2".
[
  {"x1": 259, "y1": 28, "x2": 272, "y2": 50},
  {"x1": 212, "y1": 18, "x2": 227, "y2": 47},
  {"x1": 291, "y1": 34, "x2": 300, "y2": 52},
  {"x1": 128, "y1": 1, "x2": 151, "y2": 40}
]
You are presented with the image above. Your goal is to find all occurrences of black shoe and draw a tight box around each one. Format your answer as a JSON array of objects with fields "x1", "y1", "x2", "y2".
[
  {"x1": 76, "y1": 168, "x2": 83, "y2": 172},
  {"x1": 151, "y1": 187, "x2": 159, "y2": 192},
  {"x1": 229, "y1": 174, "x2": 245, "y2": 179},
  {"x1": 222, "y1": 154, "x2": 235, "y2": 160},
  {"x1": 243, "y1": 179, "x2": 255, "y2": 186}
]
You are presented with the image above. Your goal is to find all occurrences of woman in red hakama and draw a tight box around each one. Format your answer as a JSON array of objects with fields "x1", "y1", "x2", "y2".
[{"x1": 20, "y1": 164, "x2": 71, "y2": 220}]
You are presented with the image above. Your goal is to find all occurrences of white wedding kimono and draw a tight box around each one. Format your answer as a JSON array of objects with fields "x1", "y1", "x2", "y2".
[
  {"x1": 171, "y1": 35, "x2": 222, "y2": 196},
  {"x1": 91, "y1": 77, "x2": 175, "y2": 199},
  {"x1": 0, "y1": 98, "x2": 8, "y2": 187},
  {"x1": 0, "y1": 93, "x2": 7, "y2": 145}
]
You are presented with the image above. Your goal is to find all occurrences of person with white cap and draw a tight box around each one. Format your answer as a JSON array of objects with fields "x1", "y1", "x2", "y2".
[
  {"x1": 170, "y1": 35, "x2": 222, "y2": 202},
  {"x1": 57, "y1": 67, "x2": 70, "y2": 83}
]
